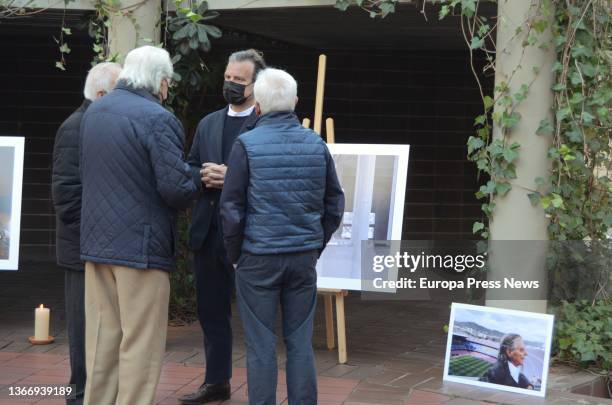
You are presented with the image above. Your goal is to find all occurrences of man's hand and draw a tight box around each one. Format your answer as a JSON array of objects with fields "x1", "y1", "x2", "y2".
[{"x1": 200, "y1": 162, "x2": 227, "y2": 189}]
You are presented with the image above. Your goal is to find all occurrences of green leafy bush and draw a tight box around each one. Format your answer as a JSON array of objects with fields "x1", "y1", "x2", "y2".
[
  {"x1": 553, "y1": 300, "x2": 611, "y2": 372},
  {"x1": 169, "y1": 211, "x2": 197, "y2": 324}
]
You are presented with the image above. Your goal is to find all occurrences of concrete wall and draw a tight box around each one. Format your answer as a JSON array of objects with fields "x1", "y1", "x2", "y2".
[{"x1": 22, "y1": 0, "x2": 413, "y2": 11}]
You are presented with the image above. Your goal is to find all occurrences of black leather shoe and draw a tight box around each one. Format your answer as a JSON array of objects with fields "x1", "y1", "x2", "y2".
[{"x1": 179, "y1": 382, "x2": 231, "y2": 404}]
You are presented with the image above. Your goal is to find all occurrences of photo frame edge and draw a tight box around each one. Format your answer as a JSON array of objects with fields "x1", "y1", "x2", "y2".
[{"x1": 442, "y1": 302, "x2": 553, "y2": 399}]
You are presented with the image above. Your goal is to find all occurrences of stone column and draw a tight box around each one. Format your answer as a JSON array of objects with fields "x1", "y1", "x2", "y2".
[
  {"x1": 108, "y1": 0, "x2": 161, "y2": 62},
  {"x1": 486, "y1": 0, "x2": 555, "y2": 313}
]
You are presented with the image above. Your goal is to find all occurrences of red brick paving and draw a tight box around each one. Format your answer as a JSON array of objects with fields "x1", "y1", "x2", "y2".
[
  {"x1": 0, "y1": 352, "x2": 363, "y2": 404},
  {"x1": 4, "y1": 267, "x2": 606, "y2": 404},
  {"x1": 0, "y1": 352, "x2": 481, "y2": 404}
]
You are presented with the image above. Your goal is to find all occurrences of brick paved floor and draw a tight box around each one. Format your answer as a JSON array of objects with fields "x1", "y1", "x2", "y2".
[
  {"x1": 0, "y1": 351, "x2": 363, "y2": 404},
  {"x1": 1, "y1": 264, "x2": 609, "y2": 405}
]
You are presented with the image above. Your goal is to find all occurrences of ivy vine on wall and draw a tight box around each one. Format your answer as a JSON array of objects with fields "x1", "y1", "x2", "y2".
[
  {"x1": 334, "y1": 0, "x2": 611, "y2": 372},
  {"x1": 334, "y1": 0, "x2": 611, "y2": 243}
]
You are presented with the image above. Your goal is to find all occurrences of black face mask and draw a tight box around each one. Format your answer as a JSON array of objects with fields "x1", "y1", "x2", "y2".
[{"x1": 223, "y1": 80, "x2": 250, "y2": 105}]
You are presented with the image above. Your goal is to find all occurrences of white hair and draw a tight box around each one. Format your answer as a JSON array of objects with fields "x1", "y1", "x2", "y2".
[
  {"x1": 83, "y1": 62, "x2": 122, "y2": 101},
  {"x1": 118, "y1": 46, "x2": 173, "y2": 94},
  {"x1": 253, "y1": 68, "x2": 297, "y2": 115}
]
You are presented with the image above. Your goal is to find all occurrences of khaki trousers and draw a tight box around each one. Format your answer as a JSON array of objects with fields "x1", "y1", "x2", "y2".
[{"x1": 83, "y1": 262, "x2": 170, "y2": 405}]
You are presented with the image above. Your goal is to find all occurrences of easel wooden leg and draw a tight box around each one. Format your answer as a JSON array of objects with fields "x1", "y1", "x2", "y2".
[
  {"x1": 335, "y1": 292, "x2": 347, "y2": 364},
  {"x1": 324, "y1": 295, "x2": 335, "y2": 350},
  {"x1": 318, "y1": 288, "x2": 348, "y2": 364}
]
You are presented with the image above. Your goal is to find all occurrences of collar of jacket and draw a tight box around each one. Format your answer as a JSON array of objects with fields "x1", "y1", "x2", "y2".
[
  {"x1": 233, "y1": 106, "x2": 259, "y2": 130},
  {"x1": 114, "y1": 80, "x2": 161, "y2": 104},
  {"x1": 248, "y1": 111, "x2": 299, "y2": 131},
  {"x1": 80, "y1": 98, "x2": 92, "y2": 111}
]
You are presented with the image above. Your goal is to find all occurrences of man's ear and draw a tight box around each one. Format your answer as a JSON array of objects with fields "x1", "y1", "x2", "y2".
[
  {"x1": 96, "y1": 90, "x2": 107, "y2": 99},
  {"x1": 294, "y1": 96, "x2": 299, "y2": 109},
  {"x1": 158, "y1": 78, "x2": 169, "y2": 102}
]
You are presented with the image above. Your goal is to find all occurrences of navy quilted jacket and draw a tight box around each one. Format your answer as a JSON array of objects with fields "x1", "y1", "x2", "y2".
[
  {"x1": 220, "y1": 111, "x2": 345, "y2": 262},
  {"x1": 79, "y1": 82, "x2": 200, "y2": 272},
  {"x1": 52, "y1": 99, "x2": 90, "y2": 270}
]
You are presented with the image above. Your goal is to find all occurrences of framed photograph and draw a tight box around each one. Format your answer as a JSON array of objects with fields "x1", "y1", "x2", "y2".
[
  {"x1": 316, "y1": 144, "x2": 410, "y2": 290},
  {"x1": 443, "y1": 303, "x2": 554, "y2": 398},
  {"x1": 0, "y1": 136, "x2": 25, "y2": 270}
]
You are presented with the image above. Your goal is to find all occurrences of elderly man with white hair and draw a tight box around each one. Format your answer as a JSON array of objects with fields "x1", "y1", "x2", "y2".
[
  {"x1": 52, "y1": 61, "x2": 121, "y2": 405},
  {"x1": 220, "y1": 68, "x2": 345, "y2": 405},
  {"x1": 79, "y1": 46, "x2": 200, "y2": 405}
]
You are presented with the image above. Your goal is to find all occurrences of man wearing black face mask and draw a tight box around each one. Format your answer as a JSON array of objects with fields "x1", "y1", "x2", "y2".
[{"x1": 180, "y1": 49, "x2": 266, "y2": 405}]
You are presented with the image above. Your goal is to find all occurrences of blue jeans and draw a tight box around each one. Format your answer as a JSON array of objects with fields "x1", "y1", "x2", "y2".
[{"x1": 235, "y1": 250, "x2": 318, "y2": 405}]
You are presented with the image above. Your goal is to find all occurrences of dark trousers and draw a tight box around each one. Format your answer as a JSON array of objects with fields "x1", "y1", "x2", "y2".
[
  {"x1": 235, "y1": 250, "x2": 318, "y2": 405},
  {"x1": 194, "y1": 226, "x2": 234, "y2": 384},
  {"x1": 64, "y1": 269, "x2": 86, "y2": 405}
]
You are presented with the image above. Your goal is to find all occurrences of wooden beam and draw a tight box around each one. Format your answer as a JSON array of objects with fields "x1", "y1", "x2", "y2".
[
  {"x1": 13, "y1": 0, "x2": 94, "y2": 10},
  {"x1": 335, "y1": 291, "x2": 347, "y2": 364},
  {"x1": 207, "y1": 0, "x2": 414, "y2": 9},
  {"x1": 318, "y1": 288, "x2": 348, "y2": 363},
  {"x1": 324, "y1": 295, "x2": 335, "y2": 350},
  {"x1": 313, "y1": 54, "x2": 326, "y2": 135},
  {"x1": 325, "y1": 117, "x2": 335, "y2": 144},
  {"x1": 21, "y1": 0, "x2": 415, "y2": 11}
]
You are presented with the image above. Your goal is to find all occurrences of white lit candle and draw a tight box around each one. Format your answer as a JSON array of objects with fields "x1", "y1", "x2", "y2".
[{"x1": 34, "y1": 304, "x2": 50, "y2": 340}]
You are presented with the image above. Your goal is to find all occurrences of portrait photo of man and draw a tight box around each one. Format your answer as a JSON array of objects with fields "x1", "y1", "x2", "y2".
[{"x1": 479, "y1": 334, "x2": 534, "y2": 390}]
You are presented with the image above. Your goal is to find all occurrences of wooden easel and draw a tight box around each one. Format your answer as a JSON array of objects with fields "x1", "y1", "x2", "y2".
[
  {"x1": 317, "y1": 288, "x2": 348, "y2": 364},
  {"x1": 302, "y1": 55, "x2": 348, "y2": 364}
]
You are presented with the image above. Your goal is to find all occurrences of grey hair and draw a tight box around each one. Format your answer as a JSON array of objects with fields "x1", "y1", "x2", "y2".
[
  {"x1": 228, "y1": 49, "x2": 266, "y2": 82},
  {"x1": 498, "y1": 334, "x2": 522, "y2": 363},
  {"x1": 118, "y1": 46, "x2": 173, "y2": 94},
  {"x1": 83, "y1": 62, "x2": 122, "y2": 101},
  {"x1": 253, "y1": 68, "x2": 297, "y2": 115}
]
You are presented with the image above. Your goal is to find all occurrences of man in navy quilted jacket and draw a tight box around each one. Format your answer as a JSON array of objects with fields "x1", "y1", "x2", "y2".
[
  {"x1": 79, "y1": 46, "x2": 200, "y2": 405},
  {"x1": 52, "y1": 61, "x2": 121, "y2": 405},
  {"x1": 220, "y1": 68, "x2": 345, "y2": 405}
]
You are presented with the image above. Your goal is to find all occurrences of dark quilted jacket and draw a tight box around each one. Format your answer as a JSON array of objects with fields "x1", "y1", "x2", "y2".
[
  {"x1": 79, "y1": 82, "x2": 200, "y2": 272},
  {"x1": 52, "y1": 99, "x2": 90, "y2": 270},
  {"x1": 220, "y1": 111, "x2": 345, "y2": 262}
]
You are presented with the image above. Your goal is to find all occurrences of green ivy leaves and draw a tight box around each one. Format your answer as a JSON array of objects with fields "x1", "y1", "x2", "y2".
[
  {"x1": 169, "y1": 0, "x2": 221, "y2": 56},
  {"x1": 333, "y1": 0, "x2": 611, "y2": 374},
  {"x1": 334, "y1": 0, "x2": 398, "y2": 18},
  {"x1": 54, "y1": 19, "x2": 72, "y2": 70},
  {"x1": 554, "y1": 301, "x2": 611, "y2": 370},
  {"x1": 536, "y1": 118, "x2": 554, "y2": 135},
  {"x1": 163, "y1": 1, "x2": 223, "y2": 125},
  {"x1": 538, "y1": 0, "x2": 612, "y2": 241},
  {"x1": 333, "y1": 0, "x2": 610, "y2": 244}
]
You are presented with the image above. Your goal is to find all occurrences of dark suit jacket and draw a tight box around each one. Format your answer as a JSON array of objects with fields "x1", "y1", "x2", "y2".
[
  {"x1": 187, "y1": 106, "x2": 257, "y2": 250},
  {"x1": 479, "y1": 360, "x2": 532, "y2": 389},
  {"x1": 52, "y1": 99, "x2": 91, "y2": 270}
]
